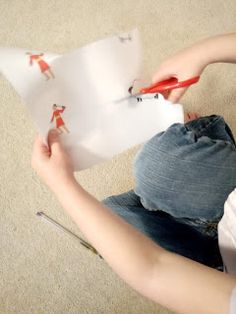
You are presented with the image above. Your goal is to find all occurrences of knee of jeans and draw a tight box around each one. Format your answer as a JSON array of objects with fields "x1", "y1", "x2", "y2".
[{"x1": 132, "y1": 123, "x2": 236, "y2": 221}]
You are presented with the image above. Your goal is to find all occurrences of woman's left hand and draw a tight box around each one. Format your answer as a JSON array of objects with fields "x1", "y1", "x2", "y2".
[{"x1": 31, "y1": 129, "x2": 75, "y2": 193}]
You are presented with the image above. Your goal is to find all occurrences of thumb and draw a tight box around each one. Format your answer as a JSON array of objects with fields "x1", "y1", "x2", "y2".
[
  {"x1": 48, "y1": 129, "x2": 63, "y2": 155},
  {"x1": 167, "y1": 87, "x2": 188, "y2": 104}
]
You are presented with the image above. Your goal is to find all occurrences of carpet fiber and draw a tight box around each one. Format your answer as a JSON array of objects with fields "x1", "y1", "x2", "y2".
[{"x1": 0, "y1": 1, "x2": 236, "y2": 313}]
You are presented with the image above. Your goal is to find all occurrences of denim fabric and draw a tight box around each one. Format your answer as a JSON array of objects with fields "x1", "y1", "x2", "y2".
[{"x1": 103, "y1": 115, "x2": 236, "y2": 269}]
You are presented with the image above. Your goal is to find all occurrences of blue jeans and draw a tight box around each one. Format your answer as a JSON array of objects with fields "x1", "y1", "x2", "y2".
[{"x1": 103, "y1": 115, "x2": 236, "y2": 269}]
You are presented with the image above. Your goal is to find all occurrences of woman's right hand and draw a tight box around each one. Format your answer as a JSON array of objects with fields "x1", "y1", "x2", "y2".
[{"x1": 152, "y1": 44, "x2": 208, "y2": 103}]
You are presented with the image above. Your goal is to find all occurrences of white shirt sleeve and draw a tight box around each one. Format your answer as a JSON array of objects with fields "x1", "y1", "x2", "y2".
[
  {"x1": 218, "y1": 188, "x2": 236, "y2": 275},
  {"x1": 230, "y1": 287, "x2": 236, "y2": 314},
  {"x1": 218, "y1": 190, "x2": 236, "y2": 313}
]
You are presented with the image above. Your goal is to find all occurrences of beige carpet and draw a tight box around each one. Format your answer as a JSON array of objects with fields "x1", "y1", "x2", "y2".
[{"x1": 0, "y1": 1, "x2": 236, "y2": 313}]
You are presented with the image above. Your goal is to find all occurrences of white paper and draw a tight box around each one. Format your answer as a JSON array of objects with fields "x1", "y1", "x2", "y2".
[{"x1": 0, "y1": 29, "x2": 184, "y2": 170}]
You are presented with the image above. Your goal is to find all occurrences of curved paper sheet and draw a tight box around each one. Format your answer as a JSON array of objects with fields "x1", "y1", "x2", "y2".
[{"x1": 0, "y1": 29, "x2": 184, "y2": 170}]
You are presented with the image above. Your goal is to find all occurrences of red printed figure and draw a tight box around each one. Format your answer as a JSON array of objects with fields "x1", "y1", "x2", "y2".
[
  {"x1": 50, "y1": 104, "x2": 69, "y2": 134},
  {"x1": 26, "y1": 52, "x2": 55, "y2": 80}
]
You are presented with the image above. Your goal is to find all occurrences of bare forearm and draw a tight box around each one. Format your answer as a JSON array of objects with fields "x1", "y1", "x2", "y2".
[
  {"x1": 191, "y1": 32, "x2": 236, "y2": 67},
  {"x1": 53, "y1": 177, "x2": 165, "y2": 295},
  {"x1": 52, "y1": 177, "x2": 236, "y2": 314}
]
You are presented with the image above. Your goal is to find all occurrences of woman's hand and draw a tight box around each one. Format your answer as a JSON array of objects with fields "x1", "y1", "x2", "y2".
[
  {"x1": 31, "y1": 129, "x2": 75, "y2": 194},
  {"x1": 152, "y1": 45, "x2": 208, "y2": 103},
  {"x1": 153, "y1": 33, "x2": 236, "y2": 103}
]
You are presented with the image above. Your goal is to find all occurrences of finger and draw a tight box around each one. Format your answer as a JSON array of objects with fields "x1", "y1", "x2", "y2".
[
  {"x1": 167, "y1": 87, "x2": 188, "y2": 103},
  {"x1": 193, "y1": 113, "x2": 200, "y2": 120},
  {"x1": 31, "y1": 135, "x2": 50, "y2": 169},
  {"x1": 184, "y1": 112, "x2": 201, "y2": 123},
  {"x1": 32, "y1": 134, "x2": 50, "y2": 159},
  {"x1": 162, "y1": 90, "x2": 170, "y2": 99},
  {"x1": 152, "y1": 71, "x2": 173, "y2": 84},
  {"x1": 48, "y1": 129, "x2": 63, "y2": 155},
  {"x1": 184, "y1": 112, "x2": 189, "y2": 123}
]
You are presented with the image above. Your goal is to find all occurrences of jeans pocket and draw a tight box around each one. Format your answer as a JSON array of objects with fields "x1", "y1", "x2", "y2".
[{"x1": 185, "y1": 115, "x2": 236, "y2": 145}]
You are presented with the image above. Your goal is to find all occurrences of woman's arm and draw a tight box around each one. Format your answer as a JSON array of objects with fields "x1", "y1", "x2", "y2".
[
  {"x1": 199, "y1": 32, "x2": 236, "y2": 65},
  {"x1": 32, "y1": 130, "x2": 236, "y2": 314},
  {"x1": 50, "y1": 112, "x2": 55, "y2": 123},
  {"x1": 153, "y1": 32, "x2": 236, "y2": 103},
  {"x1": 29, "y1": 55, "x2": 33, "y2": 66}
]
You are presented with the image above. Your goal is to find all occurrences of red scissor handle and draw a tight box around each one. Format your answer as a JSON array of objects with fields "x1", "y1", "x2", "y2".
[{"x1": 140, "y1": 76, "x2": 200, "y2": 94}]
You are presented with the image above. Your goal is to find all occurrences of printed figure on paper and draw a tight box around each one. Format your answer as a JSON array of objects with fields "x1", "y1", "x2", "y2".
[
  {"x1": 135, "y1": 93, "x2": 159, "y2": 102},
  {"x1": 50, "y1": 104, "x2": 70, "y2": 134},
  {"x1": 26, "y1": 52, "x2": 55, "y2": 80},
  {"x1": 118, "y1": 34, "x2": 132, "y2": 43},
  {"x1": 128, "y1": 79, "x2": 140, "y2": 95},
  {"x1": 128, "y1": 79, "x2": 159, "y2": 102}
]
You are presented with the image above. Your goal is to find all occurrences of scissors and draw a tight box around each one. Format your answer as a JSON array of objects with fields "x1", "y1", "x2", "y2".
[
  {"x1": 139, "y1": 76, "x2": 200, "y2": 94},
  {"x1": 115, "y1": 76, "x2": 200, "y2": 104}
]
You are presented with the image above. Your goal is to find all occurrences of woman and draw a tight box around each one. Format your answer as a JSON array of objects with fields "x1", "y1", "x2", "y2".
[{"x1": 31, "y1": 33, "x2": 236, "y2": 313}]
